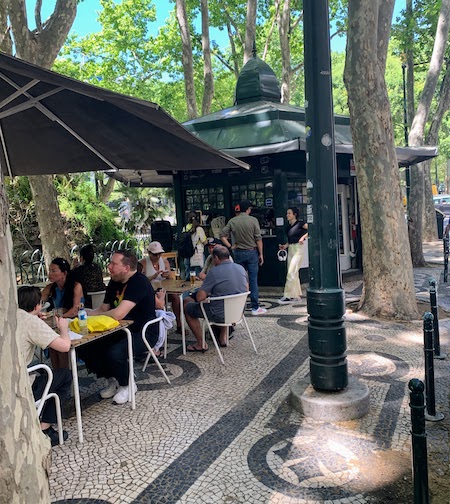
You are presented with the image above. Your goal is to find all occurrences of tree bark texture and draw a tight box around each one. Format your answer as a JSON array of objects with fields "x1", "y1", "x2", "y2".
[
  {"x1": 0, "y1": 190, "x2": 51, "y2": 504},
  {"x1": 344, "y1": 0, "x2": 418, "y2": 320},
  {"x1": 423, "y1": 62, "x2": 450, "y2": 242},
  {"x1": 175, "y1": 0, "x2": 198, "y2": 120},
  {"x1": 408, "y1": 0, "x2": 450, "y2": 264},
  {"x1": 243, "y1": 0, "x2": 257, "y2": 64},
  {"x1": 277, "y1": 0, "x2": 291, "y2": 103},
  {"x1": 0, "y1": 2, "x2": 12, "y2": 54},
  {"x1": 97, "y1": 174, "x2": 115, "y2": 204},
  {"x1": 8, "y1": 0, "x2": 77, "y2": 69},
  {"x1": 200, "y1": 0, "x2": 214, "y2": 116},
  {"x1": 29, "y1": 175, "x2": 71, "y2": 266}
]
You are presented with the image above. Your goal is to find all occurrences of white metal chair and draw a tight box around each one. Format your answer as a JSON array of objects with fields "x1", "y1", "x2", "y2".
[
  {"x1": 200, "y1": 291, "x2": 257, "y2": 365},
  {"x1": 87, "y1": 290, "x2": 106, "y2": 309},
  {"x1": 141, "y1": 317, "x2": 171, "y2": 384},
  {"x1": 27, "y1": 364, "x2": 64, "y2": 445}
]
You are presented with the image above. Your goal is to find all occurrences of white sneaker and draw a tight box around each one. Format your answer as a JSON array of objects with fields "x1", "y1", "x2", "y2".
[
  {"x1": 251, "y1": 307, "x2": 267, "y2": 315},
  {"x1": 100, "y1": 377, "x2": 119, "y2": 399},
  {"x1": 112, "y1": 384, "x2": 138, "y2": 405},
  {"x1": 278, "y1": 297, "x2": 293, "y2": 305}
]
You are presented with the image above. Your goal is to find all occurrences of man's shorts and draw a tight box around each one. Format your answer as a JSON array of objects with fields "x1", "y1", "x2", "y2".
[{"x1": 185, "y1": 301, "x2": 224, "y2": 323}]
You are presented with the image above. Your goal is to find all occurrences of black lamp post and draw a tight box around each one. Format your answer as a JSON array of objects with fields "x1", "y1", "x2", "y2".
[{"x1": 303, "y1": 0, "x2": 348, "y2": 391}]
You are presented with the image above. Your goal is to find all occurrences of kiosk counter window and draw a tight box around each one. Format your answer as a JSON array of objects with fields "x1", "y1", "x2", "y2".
[
  {"x1": 185, "y1": 187, "x2": 224, "y2": 211},
  {"x1": 287, "y1": 181, "x2": 308, "y2": 220}
]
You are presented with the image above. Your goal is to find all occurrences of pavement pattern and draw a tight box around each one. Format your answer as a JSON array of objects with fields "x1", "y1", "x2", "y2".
[{"x1": 48, "y1": 243, "x2": 450, "y2": 504}]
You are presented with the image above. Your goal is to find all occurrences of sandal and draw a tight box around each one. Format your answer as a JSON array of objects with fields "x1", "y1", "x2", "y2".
[{"x1": 186, "y1": 345, "x2": 208, "y2": 353}]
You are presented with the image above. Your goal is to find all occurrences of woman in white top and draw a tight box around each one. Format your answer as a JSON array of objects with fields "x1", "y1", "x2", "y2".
[
  {"x1": 139, "y1": 241, "x2": 184, "y2": 335},
  {"x1": 183, "y1": 216, "x2": 207, "y2": 276},
  {"x1": 140, "y1": 241, "x2": 171, "y2": 285}
]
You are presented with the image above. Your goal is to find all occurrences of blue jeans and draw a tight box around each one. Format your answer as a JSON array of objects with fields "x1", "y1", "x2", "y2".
[
  {"x1": 183, "y1": 258, "x2": 201, "y2": 279},
  {"x1": 234, "y1": 249, "x2": 259, "y2": 310}
]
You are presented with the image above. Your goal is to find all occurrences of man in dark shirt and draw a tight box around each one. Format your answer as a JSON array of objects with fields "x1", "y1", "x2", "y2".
[{"x1": 80, "y1": 250, "x2": 158, "y2": 404}]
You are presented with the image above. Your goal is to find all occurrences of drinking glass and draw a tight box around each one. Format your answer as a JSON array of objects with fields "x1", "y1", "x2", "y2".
[{"x1": 189, "y1": 271, "x2": 196, "y2": 287}]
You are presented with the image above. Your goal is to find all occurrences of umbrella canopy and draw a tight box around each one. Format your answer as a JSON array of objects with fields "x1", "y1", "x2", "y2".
[{"x1": 0, "y1": 52, "x2": 249, "y2": 179}]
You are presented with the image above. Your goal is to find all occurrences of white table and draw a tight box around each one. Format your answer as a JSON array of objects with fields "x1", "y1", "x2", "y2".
[{"x1": 69, "y1": 320, "x2": 134, "y2": 443}]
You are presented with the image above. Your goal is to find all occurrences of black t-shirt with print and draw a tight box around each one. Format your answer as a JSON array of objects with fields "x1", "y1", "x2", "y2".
[
  {"x1": 105, "y1": 271, "x2": 157, "y2": 336},
  {"x1": 286, "y1": 220, "x2": 307, "y2": 244}
]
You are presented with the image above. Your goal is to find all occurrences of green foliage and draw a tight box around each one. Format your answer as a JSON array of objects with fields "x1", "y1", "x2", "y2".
[
  {"x1": 110, "y1": 185, "x2": 175, "y2": 235},
  {"x1": 56, "y1": 174, "x2": 125, "y2": 244}
]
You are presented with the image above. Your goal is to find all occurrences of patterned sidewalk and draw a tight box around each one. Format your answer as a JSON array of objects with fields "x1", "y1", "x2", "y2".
[{"x1": 48, "y1": 251, "x2": 449, "y2": 504}]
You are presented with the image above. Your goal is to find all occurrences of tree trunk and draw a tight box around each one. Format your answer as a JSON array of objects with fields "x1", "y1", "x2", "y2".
[
  {"x1": 175, "y1": 0, "x2": 198, "y2": 120},
  {"x1": 29, "y1": 175, "x2": 71, "y2": 265},
  {"x1": 278, "y1": 0, "x2": 291, "y2": 103},
  {"x1": 98, "y1": 175, "x2": 115, "y2": 204},
  {"x1": 0, "y1": 191, "x2": 52, "y2": 504},
  {"x1": 200, "y1": 0, "x2": 214, "y2": 116},
  {"x1": 7, "y1": 0, "x2": 77, "y2": 266},
  {"x1": 243, "y1": 0, "x2": 257, "y2": 64},
  {"x1": 423, "y1": 62, "x2": 450, "y2": 242},
  {"x1": 345, "y1": 0, "x2": 418, "y2": 320},
  {"x1": 422, "y1": 160, "x2": 438, "y2": 242},
  {"x1": 0, "y1": 2, "x2": 12, "y2": 54},
  {"x1": 408, "y1": 0, "x2": 450, "y2": 264},
  {"x1": 226, "y1": 18, "x2": 240, "y2": 79}
]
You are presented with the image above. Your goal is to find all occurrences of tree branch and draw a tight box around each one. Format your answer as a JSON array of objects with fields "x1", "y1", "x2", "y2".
[{"x1": 35, "y1": 0, "x2": 43, "y2": 32}]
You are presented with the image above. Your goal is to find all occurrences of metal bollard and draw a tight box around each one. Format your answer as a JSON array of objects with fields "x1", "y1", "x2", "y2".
[
  {"x1": 443, "y1": 236, "x2": 449, "y2": 283},
  {"x1": 408, "y1": 379, "x2": 429, "y2": 504},
  {"x1": 422, "y1": 312, "x2": 444, "y2": 421},
  {"x1": 429, "y1": 280, "x2": 446, "y2": 360}
]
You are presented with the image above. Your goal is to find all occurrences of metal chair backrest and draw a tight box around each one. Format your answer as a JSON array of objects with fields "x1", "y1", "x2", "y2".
[
  {"x1": 87, "y1": 290, "x2": 106, "y2": 309},
  {"x1": 210, "y1": 291, "x2": 250, "y2": 325}
]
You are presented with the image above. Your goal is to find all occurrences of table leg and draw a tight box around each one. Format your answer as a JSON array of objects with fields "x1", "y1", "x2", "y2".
[
  {"x1": 180, "y1": 292, "x2": 186, "y2": 355},
  {"x1": 124, "y1": 328, "x2": 135, "y2": 410},
  {"x1": 69, "y1": 347, "x2": 83, "y2": 443}
]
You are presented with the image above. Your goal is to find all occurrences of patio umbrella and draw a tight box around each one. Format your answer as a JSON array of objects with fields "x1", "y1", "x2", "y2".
[{"x1": 0, "y1": 52, "x2": 249, "y2": 178}]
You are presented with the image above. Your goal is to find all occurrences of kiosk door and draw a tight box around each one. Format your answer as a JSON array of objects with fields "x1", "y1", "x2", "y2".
[{"x1": 337, "y1": 184, "x2": 351, "y2": 271}]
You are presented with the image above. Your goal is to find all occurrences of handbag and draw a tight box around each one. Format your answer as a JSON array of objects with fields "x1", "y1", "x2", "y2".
[{"x1": 190, "y1": 247, "x2": 204, "y2": 267}]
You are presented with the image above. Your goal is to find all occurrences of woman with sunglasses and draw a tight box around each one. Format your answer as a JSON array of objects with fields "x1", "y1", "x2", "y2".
[{"x1": 139, "y1": 241, "x2": 171, "y2": 284}]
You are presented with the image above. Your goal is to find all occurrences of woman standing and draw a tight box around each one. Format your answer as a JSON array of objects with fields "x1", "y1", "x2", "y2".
[
  {"x1": 278, "y1": 207, "x2": 308, "y2": 304},
  {"x1": 183, "y1": 214, "x2": 207, "y2": 277}
]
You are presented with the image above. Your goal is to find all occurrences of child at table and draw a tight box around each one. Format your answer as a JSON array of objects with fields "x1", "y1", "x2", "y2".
[{"x1": 17, "y1": 286, "x2": 72, "y2": 446}]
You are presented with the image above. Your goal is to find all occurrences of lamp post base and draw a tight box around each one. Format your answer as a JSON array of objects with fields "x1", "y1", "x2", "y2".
[{"x1": 290, "y1": 376, "x2": 370, "y2": 421}]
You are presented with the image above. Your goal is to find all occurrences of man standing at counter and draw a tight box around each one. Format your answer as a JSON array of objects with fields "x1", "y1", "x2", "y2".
[{"x1": 220, "y1": 199, "x2": 267, "y2": 315}]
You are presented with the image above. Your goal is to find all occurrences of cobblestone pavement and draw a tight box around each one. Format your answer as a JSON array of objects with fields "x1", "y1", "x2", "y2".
[{"x1": 49, "y1": 243, "x2": 450, "y2": 504}]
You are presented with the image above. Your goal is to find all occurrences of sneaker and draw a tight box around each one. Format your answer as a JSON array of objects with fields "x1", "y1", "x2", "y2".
[
  {"x1": 43, "y1": 426, "x2": 68, "y2": 447},
  {"x1": 251, "y1": 307, "x2": 267, "y2": 315},
  {"x1": 112, "y1": 384, "x2": 138, "y2": 405},
  {"x1": 278, "y1": 297, "x2": 293, "y2": 305},
  {"x1": 100, "y1": 377, "x2": 119, "y2": 399}
]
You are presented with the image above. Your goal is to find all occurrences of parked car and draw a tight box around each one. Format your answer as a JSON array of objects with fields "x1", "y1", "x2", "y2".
[
  {"x1": 434, "y1": 195, "x2": 450, "y2": 233},
  {"x1": 434, "y1": 194, "x2": 450, "y2": 214}
]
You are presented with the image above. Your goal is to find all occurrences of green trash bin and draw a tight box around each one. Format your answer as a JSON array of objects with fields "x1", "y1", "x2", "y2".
[{"x1": 436, "y1": 209, "x2": 445, "y2": 239}]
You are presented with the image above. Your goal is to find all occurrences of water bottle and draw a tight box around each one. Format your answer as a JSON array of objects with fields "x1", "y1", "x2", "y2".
[{"x1": 78, "y1": 300, "x2": 88, "y2": 336}]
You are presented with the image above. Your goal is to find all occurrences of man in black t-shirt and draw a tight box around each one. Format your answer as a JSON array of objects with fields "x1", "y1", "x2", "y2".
[{"x1": 80, "y1": 250, "x2": 158, "y2": 404}]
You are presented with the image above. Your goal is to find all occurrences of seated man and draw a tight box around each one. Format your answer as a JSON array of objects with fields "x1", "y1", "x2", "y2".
[
  {"x1": 80, "y1": 250, "x2": 159, "y2": 404},
  {"x1": 17, "y1": 286, "x2": 72, "y2": 446},
  {"x1": 198, "y1": 237, "x2": 229, "y2": 280},
  {"x1": 184, "y1": 245, "x2": 248, "y2": 351}
]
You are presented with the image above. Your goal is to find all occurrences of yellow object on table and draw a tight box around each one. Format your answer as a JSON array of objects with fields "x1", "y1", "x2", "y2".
[{"x1": 69, "y1": 315, "x2": 119, "y2": 334}]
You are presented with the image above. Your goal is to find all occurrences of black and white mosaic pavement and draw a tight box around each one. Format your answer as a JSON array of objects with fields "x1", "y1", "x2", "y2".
[{"x1": 48, "y1": 280, "x2": 448, "y2": 504}]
